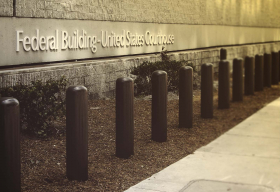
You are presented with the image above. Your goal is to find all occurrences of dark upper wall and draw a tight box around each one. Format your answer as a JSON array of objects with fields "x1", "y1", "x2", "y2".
[{"x1": 1, "y1": 0, "x2": 280, "y2": 27}]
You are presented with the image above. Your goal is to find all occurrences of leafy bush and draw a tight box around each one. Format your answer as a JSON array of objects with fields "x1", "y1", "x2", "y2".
[
  {"x1": 131, "y1": 51, "x2": 194, "y2": 96},
  {"x1": 0, "y1": 77, "x2": 67, "y2": 138}
]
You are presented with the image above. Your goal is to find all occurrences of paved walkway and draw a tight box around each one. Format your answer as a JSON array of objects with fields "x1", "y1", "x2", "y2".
[{"x1": 126, "y1": 97, "x2": 280, "y2": 192}]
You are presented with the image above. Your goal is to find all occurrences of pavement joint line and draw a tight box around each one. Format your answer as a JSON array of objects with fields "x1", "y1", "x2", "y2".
[
  {"x1": 179, "y1": 179, "x2": 275, "y2": 192},
  {"x1": 225, "y1": 133, "x2": 280, "y2": 139},
  {"x1": 140, "y1": 179, "x2": 185, "y2": 185},
  {"x1": 134, "y1": 187, "x2": 164, "y2": 192},
  {"x1": 195, "y1": 151, "x2": 280, "y2": 160}
]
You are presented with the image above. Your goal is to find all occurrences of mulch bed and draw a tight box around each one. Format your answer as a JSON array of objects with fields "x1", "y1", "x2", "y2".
[{"x1": 21, "y1": 84, "x2": 280, "y2": 191}]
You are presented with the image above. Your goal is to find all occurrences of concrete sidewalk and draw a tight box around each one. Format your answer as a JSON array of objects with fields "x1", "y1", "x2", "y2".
[{"x1": 126, "y1": 97, "x2": 280, "y2": 192}]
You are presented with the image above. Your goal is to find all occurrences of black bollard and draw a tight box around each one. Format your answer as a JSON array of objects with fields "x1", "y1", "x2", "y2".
[
  {"x1": 152, "y1": 70, "x2": 167, "y2": 142},
  {"x1": 232, "y1": 58, "x2": 243, "y2": 101},
  {"x1": 264, "y1": 53, "x2": 272, "y2": 87},
  {"x1": 0, "y1": 98, "x2": 21, "y2": 192},
  {"x1": 244, "y1": 56, "x2": 254, "y2": 95},
  {"x1": 179, "y1": 66, "x2": 193, "y2": 128},
  {"x1": 220, "y1": 48, "x2": 227, "y2": 60},
  {"x1": 116, "y1": 77, "x2": 134, "y2": 158},
  {"x1": 255, "y1": 54, "x2": 264, "y2": 91},
  {"x1": 271, "y1": 51, "x2": 279, "y2": 84},
  {"x1": 66, "y1": 86, "x2": 88, "y2": 181},
  {"x1": 279, "y1": 51, "x2": 280, "y2": 82},
  {"x1": 201, "y1": 63, "x2": 213, "y2": 118},
  {"x1": 218, "y1": 60, "x2": 230, "y2": 109}
]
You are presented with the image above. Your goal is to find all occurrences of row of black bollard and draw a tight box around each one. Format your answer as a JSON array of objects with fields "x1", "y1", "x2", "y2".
[
  {"x1": 0, "y1": 87, "x2": 90, "y2": 190},
  {"x1": 115, "y1": 70, "x2": 170, "y2": 158},
  {"x1": 46, "y1": 49, "x2": 280, "y2": 180},
  {"x1": 1, "y1": 49, "x2": 279, "y2": 190},
  {"x1": 64, "y1": 49, "x2": 278, "y2": 178},
  {"x1": 255, "y1": 52, "x2": 279, "y2": 88},
  {"x1": 219, "y1": 50, "x2": 280, "y2": 103},
  {"x1": 0, "y1": 68, "x2": 194, "y2": 190},
  {"x1": 116, "y1": 67, "x2": 195, "y2": 158}
]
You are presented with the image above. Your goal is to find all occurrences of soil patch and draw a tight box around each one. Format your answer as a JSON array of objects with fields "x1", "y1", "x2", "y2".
[{"x1": 21, "y1": 85, "x2": 280, "y2": 191}]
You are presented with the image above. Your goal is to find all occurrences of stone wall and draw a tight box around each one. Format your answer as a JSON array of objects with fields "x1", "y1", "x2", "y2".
[
  {"x1": 0, "y1": 0, "x2": 276, "y2": 27},
  {"x1": 0, "y1": 0, "x2": 13, "y2": 16},
  {"x1": 1, "y1": 42, "x2": 279, "y2": 99}
]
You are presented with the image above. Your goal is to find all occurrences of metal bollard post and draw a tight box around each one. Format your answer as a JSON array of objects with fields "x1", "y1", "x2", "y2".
[
  {"x1": 179, "y1": 66, "x2": 193, "y2": 128},
  {"x1": 264, "y1": 53, "x2": 272, "y2": 87},
  {"x1": 271, "y1": 51, "x2": 279, "y2": 84},
  {"x1": 218, "y1": 60, "x2": 230, "y2": 109},
  {"x1": 232, "y1": 58, "x2": 243, "y2": 101},
  {"x1": 255, "y1": 54, "x2": 264, "y2": 91},
  {"x1": 152, "y1": 70, "x2": 167, "y2": 142},
  {"x1": 220, "y1": 48, "x2": 227, "y2": 60},
  {"x1": 201, "y1": 63, "x2": 213, "y2": 118},
  {"x1": 66, "y1": 86, "x2": 88, "y2": 181},
  {"x1": 244, "y1": 56, "x2": 254, "y2": 95},
  {"x1": 0, "y1": 98, "x2": 21, "y2": 192},
  {"x1": 279, "y1": 51, "x2": 280, "y2": 82},
  {"x1": 116, "y1": 77, "x2": 134, "y2": 158}
]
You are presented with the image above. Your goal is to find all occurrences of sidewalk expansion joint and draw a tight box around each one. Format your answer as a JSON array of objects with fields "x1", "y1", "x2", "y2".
[
  {"x1": 226, "y1": 133, "x2": 280, "y2": 140},
  {"x1": 195, "y1": 151, "x2": 280, "y2": 160}
]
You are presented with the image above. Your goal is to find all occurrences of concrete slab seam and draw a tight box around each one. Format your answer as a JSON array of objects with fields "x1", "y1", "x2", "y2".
[
  {"x1": 179, "y1": 179, "x2": 275, "y2": 192},
  {"x1": 194, "y1": 151, "x2": 280, "y2": 160},
  {"x1": 225, "y1": 133, "x2": 280, "y2": 140}
]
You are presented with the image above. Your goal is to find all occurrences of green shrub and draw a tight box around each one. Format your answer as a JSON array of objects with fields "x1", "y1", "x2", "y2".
[
  {"x1": 131, "y1": 52, "x2": 194, "y2": 96},
  {"x1": 0, "y1": 77, "x2": 67, "y2": 138}
]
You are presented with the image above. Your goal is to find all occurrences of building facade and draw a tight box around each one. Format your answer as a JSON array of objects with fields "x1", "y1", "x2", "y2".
[{"x1": 1, "y1": 0, "x2": 280, "y2": 98}]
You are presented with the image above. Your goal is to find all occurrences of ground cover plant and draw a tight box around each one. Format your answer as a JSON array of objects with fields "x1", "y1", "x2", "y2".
[
  {"x1": 0, "y1": 77, "x2": 67, "y2": 137},
  {"x1": 131, "y1": 50, "x2": 195, "y2": 96}
]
